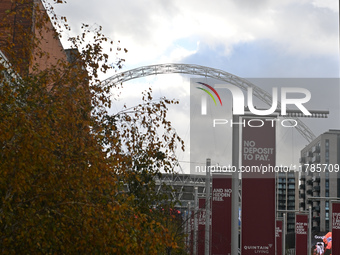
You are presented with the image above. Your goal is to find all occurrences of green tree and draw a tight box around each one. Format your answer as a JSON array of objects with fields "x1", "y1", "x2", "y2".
[{"x1": 0, "y1": 0, "x2": 185, "y2": 253}]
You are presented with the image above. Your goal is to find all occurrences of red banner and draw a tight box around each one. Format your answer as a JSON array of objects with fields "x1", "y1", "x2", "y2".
[
  {"x1": 276, "y1": 220, "x2": 283, "y2": 255},
  {"x1": 332, "y1": 202, "x2": 340, "y2": 254},
  {"x1": 241, "y1": 118, "x2": 276, "y2": 255},
  {"x1": 198, "y1": 198, "x2": 206, "y2": 255},
  {"x1": 211, "y1": 175, "x2": 232, "y2": 255},
  {"x1": 295, "y1": 214, "x2": 308, "y2": 255}
]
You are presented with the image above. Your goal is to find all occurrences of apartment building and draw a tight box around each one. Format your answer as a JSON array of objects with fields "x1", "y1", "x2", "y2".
[
  {"x1": 276, "y1": 169, "x2": 299, "y2": 233},
  {"x1": 299, "y1": 129, "x2": 340, "y2": 232}
]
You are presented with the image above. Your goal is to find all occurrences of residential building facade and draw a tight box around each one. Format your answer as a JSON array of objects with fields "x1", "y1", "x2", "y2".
[
  {"x1": 299, "y1": 129, "x2": 340, "y2": 232},
  {"x1": 276, "y1": 169, "x2": 299, "y2": 233}
]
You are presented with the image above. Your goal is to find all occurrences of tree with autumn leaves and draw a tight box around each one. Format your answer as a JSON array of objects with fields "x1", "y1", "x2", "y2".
[{"x1": 0, "y1": 0, "x2": 186, "y2": 254}]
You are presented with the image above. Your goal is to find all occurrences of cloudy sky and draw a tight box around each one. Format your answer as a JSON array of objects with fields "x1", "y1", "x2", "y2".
[{"x1": 53, "y1": 0, "x2": 339, "y2": 173}]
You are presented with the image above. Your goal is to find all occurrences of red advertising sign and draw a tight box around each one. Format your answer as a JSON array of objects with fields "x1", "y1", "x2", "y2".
[
  {"x1": 241, "y1": 118, "x2": 276, "y2": 255},
  {"x1": 198, "y1": 198, "x2": 206, "y2": 255},
  {"x1": 211, "y1": 174, "x2": 232, "y2": 255},
  {"x1": 276, "y1": 220, "x2": 283, "y2": 255},
  {"x1": 295, "y1": 214, "x2": 308, "y2": 255},
  {"x1": 332, "y1": 202, "x2": 340, "y2": 254}
]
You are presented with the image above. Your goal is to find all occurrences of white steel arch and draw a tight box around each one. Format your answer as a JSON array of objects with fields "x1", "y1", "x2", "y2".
[{"x1": 102, "y1": 63, "x2": 316, "y2": 142}]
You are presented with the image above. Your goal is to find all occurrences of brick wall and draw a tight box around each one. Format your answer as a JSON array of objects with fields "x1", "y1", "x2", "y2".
[{"x1": 0, "y1": 0, "x2": 67, "y2": 75}]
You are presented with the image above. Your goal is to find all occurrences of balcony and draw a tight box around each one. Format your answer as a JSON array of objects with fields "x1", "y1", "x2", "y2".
[
  {"x1": 313, "y1": 206, "x2": 320, "y2": 212},
  {"x1": 287, "y1": 213, "x2": 295, "y2": 219},
  {"x1": 288, "y1": 184, "x2": 295, "y2": 189},
  {"x1": 278, "y1": 194, "x2": 286, "y2": 200},
  {"x1": 288, "y1": 202, "x2": 295, "y2": 207},
  {"x1": 300, "y1": 202, "x2": 305, "y2": 208},
  {"x1": 287, "y1": 219, "x2": 295, "y2": 224},
  {"x1": 306, "y1": 179, "x2": 313, "y2": 186},
  {"x1": 307, "y1": 190, "x2": 313, "y2": 195},
  {"x1": 313, "y1": 176, "x2": 320, "y2": 183},
  {"x1": 313, "y1": 186, "x2": 320, "y2": 192},
  {"x1": 288, "y1": 173, "x2": 295, "y2": 178},
  {"x1": 287, "y1": 225, "x2": 295, "y2": 232},
  {"x1": 300, "y1": 193, "x2": 305, "y2": 199},
  {"x1": 312, "y1": 155, "x2": 321, "y2": 163},
  {"x1": 312, "y1": 145, "x2": 320, "y2": 153},
  {"x1": 278, "y1": 172, "x2": 286, "y2": 178},
  {"x1": 288, "y1": 190, "x2": 295, "y2": 195},
  {"x1": 300, "y1": 175, "x2": 306, "y2": 181},
  {"x1": 313, "y1": 201, "x2": 320, "y2": 207},
  {"x1": 299, "y1": 157, "x2": 306, "y2": 163},
  {"x1": 313, "y1": 216, "x2": 320, "y2": 222}
]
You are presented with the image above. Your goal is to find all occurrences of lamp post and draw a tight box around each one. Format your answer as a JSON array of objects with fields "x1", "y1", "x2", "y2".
[
  {"x1": 194, "y1": 186, "x2": 198, "y2": 255},
  {"x1": 205, "y1": 158, "x2": 211, "y2": 255},
  {"x1": 231, "y1": 114, "x2": 240, "y2": 255}
]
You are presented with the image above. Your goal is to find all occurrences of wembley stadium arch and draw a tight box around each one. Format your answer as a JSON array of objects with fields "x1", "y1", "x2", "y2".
[{"x1": 102, "y1": 63, "x2": 318, "y2": 143}]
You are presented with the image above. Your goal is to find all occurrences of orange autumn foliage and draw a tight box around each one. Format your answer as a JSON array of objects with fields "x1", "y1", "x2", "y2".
[{"x1": 0, "y1": 0, "x2": 185, "y2": 254}]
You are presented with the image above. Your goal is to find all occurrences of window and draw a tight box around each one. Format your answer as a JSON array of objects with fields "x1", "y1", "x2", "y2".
[{"x1": 325, "y1": 139, "x2": 330, "y2": 163}]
